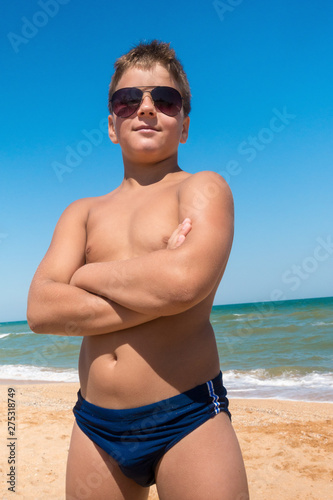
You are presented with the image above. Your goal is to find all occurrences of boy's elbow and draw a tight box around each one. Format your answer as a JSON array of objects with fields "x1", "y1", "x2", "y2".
[
  {"x1": 27, "y1": 318, "x2": 40, "y2": 334},
  {"x1": 27, "y1": 286, "x2": 45, "y2": 333},
  {"x1": 27, "y1": 298, "x2": 53, "y2": 334},
  {"x1": 26, "y1": 308, "x2": 45, "y2": 334}
]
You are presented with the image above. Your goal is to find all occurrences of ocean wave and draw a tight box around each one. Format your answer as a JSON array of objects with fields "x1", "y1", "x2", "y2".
[
  {"x1": 0, "y1": 364, "x2": 79, "y2": 382},
  {"x1": 223, "y1": 369, "x2": 333, "y2": 402},
  {"x1": 311, "y1": 321, "x2": 333, "y2": 326},
  {"x1": 0, "y1": 331, "x2": 31, "y2": 337},
  {"x1": 0, "y1": 363, "x2": 332, "y2": 401}
]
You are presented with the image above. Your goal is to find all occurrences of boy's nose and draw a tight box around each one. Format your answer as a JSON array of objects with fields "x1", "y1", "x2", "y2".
[{"x1": 137, "y1": 93, "x2": 157, "y2": 117}]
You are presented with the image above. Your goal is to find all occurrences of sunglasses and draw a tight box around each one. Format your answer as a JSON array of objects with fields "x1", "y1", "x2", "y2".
[{"x1": 111, "y1": 86, "x2": 183, "y2": 118}]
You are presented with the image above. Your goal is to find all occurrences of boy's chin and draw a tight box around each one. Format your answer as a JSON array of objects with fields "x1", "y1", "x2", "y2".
[
  {"x1": 125, "y1": 149, "x2": 176, "y2": 165},
  {"x1": 128, "y1": 144, "x2": 175, "y2": 160}
]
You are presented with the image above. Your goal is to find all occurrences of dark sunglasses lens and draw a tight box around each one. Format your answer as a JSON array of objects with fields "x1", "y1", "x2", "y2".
[
  {"x1": 111, "y1": 88, "x2": 142, "y2": 117},
  {"x1": 151, "y1": 87, "x2": 182, "y2": 116}
]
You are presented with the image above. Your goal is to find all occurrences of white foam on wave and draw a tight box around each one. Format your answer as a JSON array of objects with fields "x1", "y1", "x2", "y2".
[
  {"x1": 223, "y1": 369, "x2": 333, "y2": 402},
  {"x1": 1, "y1": 364, "x2": 332, "y2": 401},
  {"x1": 311, "y1": 321, "x2": 333, "y2": 326},
  {"x1": 0, "y1": 364, "x2": 79, "y2": 382},
  {"x1": 0, "y1": 331, "x2": 30, "y2": 338}
]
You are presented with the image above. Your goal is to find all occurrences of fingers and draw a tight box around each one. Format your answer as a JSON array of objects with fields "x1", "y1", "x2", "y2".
[
  {"x1": 167, "y1": 218, "x2": 192, "y2": 250},
  {"x1": 180, "y1": 218, "x2": 192, "y2": 237}
]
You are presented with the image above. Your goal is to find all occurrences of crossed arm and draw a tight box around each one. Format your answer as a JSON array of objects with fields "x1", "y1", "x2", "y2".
[
  {"x1": 27, "y1": 210, "x2": 191, "y2": 336},
  {"x1": 27, "y1": 172, "x2": 234, "y2": 336}
]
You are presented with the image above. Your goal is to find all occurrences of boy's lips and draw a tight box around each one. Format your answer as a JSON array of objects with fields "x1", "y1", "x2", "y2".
[{"x1": 134, "y1": 125, "x2": 160, "y2": 132}]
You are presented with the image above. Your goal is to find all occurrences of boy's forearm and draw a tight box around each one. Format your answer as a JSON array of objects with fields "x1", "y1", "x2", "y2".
[
  {"x1": 70, "y1": 203, "x2": 229, "y2": 316},
  {"x1": 71, "y1": 248, "x2": 199, "y2": 316},
  {"x1": 27, "y1": 280, "x2": 157, "y2": 336}
]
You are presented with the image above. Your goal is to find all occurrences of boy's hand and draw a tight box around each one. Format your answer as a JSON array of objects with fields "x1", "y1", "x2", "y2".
[{"x1": 167, "y1": 218, "x2": 192, "y2": 249}]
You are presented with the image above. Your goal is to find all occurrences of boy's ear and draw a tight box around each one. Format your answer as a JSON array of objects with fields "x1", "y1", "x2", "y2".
[
  {"x1": 180, "y1": 116, "x2": 190, "y2": 144},
  {"x1": 108, "y1": 115, "x2": 119, "y2": 144}
]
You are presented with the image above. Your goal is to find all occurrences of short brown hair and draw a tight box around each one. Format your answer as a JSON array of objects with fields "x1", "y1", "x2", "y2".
[{"x1": 108, "y1": 40, "x2": 191, "y2": 116}]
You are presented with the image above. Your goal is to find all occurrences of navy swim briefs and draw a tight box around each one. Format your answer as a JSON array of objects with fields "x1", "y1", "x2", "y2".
[{"x1": 73, "y1": 371, "x2": 231, "y2": 487}]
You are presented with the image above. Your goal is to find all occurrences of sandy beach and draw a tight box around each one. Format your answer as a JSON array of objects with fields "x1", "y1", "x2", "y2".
[{"x1": 0, "y1": 383, "x2": 332, "y2": 499}]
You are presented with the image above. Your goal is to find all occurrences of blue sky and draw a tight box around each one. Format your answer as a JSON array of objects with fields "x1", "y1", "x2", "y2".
[{"x1": 1, "y1": 0, "x2": 332, "y2": 322}]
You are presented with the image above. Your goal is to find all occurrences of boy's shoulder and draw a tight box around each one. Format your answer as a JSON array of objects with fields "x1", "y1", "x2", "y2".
[
  {"x1": 179, "y1": 170, "x2": 231, "y2": 195},
  {"x1": 68, "y1": 187, "x2": 122, "y2": 209},
  {"x1": 60, "y1": 192, "x2": 115, "y2": 219},
  {"x1": 177, "y1": 170, "x2": 233, "y2": 217}
]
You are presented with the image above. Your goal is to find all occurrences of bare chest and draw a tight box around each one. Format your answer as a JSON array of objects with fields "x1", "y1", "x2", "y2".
[{"x1": 85, "y1": 186, "x2": 180, "y2": 262}]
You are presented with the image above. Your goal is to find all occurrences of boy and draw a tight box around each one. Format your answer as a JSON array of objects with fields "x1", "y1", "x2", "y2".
[{"x1": 27, "y1": 40, "x2": 249, "y2": 500}]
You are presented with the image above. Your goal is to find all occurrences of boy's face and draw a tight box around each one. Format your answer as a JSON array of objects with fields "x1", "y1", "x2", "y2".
[{"x1": 108, "y1": 64, "x2": 190, "y2": 164}]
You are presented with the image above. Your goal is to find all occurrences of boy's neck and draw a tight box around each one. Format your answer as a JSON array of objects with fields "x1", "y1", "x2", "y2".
[{"x1": 121, "y1": 154, "x2": 182, "y2": 188}]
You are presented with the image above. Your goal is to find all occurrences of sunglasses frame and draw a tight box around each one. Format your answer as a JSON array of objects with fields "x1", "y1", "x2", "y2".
[{"x1": 111, "y1": 86, "x2": 183, "y2": 118}]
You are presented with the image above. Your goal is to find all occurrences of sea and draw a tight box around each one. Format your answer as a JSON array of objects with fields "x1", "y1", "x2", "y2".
[{"x1": 1, "y1": 297, "x2": 332, "y2": 403}]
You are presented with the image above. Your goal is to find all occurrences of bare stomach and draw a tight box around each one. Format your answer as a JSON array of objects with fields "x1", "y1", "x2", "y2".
[{"x1": 78, "y1": 307, "x2": 221, "y2": 409}]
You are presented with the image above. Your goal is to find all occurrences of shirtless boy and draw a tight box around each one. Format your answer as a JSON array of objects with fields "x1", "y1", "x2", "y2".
[{"x1": 27, "y1": 41, "x2": 249, "y2": 500}]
